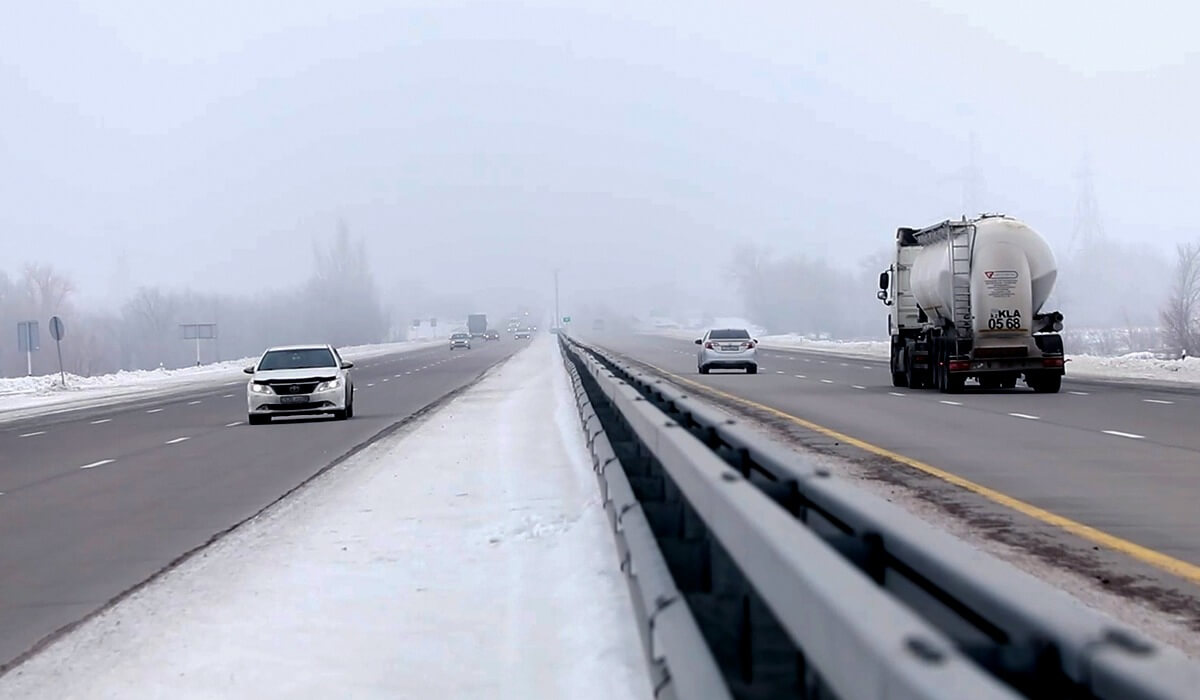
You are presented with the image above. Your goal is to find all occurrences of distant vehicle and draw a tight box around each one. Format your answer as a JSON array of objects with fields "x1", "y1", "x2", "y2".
[
  {"x1": 695, "y1": 329, "x2": 758, "y2": 374},
  {"x1": 468, "y1": 313, "x2": 488, "y2": 339},
  {"x1": 514, "y1": 327, "x2": 532, "y2": 340},
  {"x1": 485, "y1": 329, "x2": 500, "y2": 341},
  {"x1": 245, "y1": 344, "x2": 355, "y2": 424},
  {"x1": 450, "y1": 332, "x2": 471, "y2": 350}
]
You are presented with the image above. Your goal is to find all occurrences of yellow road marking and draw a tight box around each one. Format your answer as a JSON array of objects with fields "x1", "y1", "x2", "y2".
[{"x1": 641, "y1": 360, "x2": 1200, "y2": 586}]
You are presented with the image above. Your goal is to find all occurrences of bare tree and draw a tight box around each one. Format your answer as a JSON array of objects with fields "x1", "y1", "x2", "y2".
[
  {"x1": 1160, "y1": 242, "x2": 1200, "y2": 357},
  {"x1": 22, "y1": 263, "x2": 75, "y2": 317}
]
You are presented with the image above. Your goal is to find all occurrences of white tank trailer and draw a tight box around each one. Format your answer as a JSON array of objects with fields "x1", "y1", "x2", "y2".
[{"x1": 878, "y1": 215, "x2": 1065, "y2": 393}]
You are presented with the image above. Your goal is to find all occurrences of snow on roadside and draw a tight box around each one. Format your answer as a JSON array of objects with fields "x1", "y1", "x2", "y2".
[
  {"x1": 0, "y1": 340, "x2": 443, "y2": 420},
  {"x1": 0, "y1": 336, "x2": 650, "y2": 699},
  {"x1": 1066, "y1": 352, "x2": 1200, "y2": 386}
]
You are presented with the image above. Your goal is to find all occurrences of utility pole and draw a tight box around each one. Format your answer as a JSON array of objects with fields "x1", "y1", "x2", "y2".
[{"x1": 554, "y1": 268, "x2": 561, "y2": 329}]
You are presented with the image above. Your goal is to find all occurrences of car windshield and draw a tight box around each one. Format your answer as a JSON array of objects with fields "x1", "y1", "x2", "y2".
[
  {"x1": 258, "y1": 348, "x2": 336, "y2": 370},
  {"x1": 709, "y1": 329, "x2": 751, "y2": 340},
  {"x1": 452, "y1": 334, "x2": 468, "y2": 339}
]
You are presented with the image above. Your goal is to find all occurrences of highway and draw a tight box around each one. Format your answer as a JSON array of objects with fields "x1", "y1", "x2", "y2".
[
  {"x1": 0, "y1": 339, "x2": 520, "y2": 669},
  {"x1": 587, "y1": 333, "x2": 1200, "y2": 613}
]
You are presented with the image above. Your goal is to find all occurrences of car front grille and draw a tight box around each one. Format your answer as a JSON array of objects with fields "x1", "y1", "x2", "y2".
[{"x1": 265, "y1": 381, "x2": 323, "y2": 395}]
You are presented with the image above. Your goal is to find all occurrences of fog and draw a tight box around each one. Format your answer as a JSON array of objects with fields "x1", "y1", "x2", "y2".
[{"x1": 2, "y1": 1, "x2": 1196, "y2": 372}]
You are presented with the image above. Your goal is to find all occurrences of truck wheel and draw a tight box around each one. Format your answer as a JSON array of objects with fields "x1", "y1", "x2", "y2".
[{"x1": 892, "y1": 370, "x2": 907, "y2": 388}]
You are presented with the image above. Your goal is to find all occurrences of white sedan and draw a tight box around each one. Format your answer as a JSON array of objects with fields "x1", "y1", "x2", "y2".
[
  {"x1": 245, "y1": 344, "x2": 355, "y2": 424},
  {"x1": 695, "y1": 329, "x2": 759, "y2": 374}
]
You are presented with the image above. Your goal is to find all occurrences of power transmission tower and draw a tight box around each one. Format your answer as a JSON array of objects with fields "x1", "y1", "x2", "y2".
[
  {"x1": 1069, "y1": 154, "x2": 1105, "y2": 260},
  {"x1": 942, "y1": 132, "x2": 986, "y2": 217}
]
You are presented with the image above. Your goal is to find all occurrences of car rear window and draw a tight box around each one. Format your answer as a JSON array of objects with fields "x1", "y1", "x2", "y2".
[
  {"x1": 258, "y1": 348, "x2": 336, "y2": 370},
  {"x1": 709, "y1": 329, "x2": 751, "y2": 340}
]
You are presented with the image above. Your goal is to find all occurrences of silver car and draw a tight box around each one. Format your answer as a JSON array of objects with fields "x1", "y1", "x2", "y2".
[
  {"x1": 245, "y1": 344, "x2": 355, "y2": 424},
  {"x1": 695, "y1": 329, "x2": 758, "y2": 374},
  {"x1": 450, "y1": 332, "x2": 471, "y2": 350}
]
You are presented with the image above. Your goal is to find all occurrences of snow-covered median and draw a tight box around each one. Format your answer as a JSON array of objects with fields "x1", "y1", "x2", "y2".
[
  {"x1": 0, "y1": 336, "x2": 649, "y2": 699},
  {"x1": 0, "y1": 340, "x2": 442, "y2": 422}
]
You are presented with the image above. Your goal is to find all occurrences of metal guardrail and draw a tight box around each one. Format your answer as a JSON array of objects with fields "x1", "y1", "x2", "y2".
[{"x1": 559, "y1": 335, "x2": 1200, "y2": 699}]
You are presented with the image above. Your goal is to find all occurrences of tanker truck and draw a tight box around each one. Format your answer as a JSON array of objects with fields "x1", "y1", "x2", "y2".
[{"x1": 877, "y1": 214, "x2": 1065, "y2": 394}]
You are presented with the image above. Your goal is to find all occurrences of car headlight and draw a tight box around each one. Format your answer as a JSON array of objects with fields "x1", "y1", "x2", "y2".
[
  {"x1": 315, "y1": 377, "x2": 344, "y2": 392},
  {"x1": 250, "y1": 382, "x2": 273, "y2": 394}
]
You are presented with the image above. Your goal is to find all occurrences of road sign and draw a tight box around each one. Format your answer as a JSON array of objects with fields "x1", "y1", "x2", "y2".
[
  {"x1": 17, "y1": 321, "x2": 38, "y2": 376},
  {"x1": 180, "y1": 323, "x2": 218, "y2": 366},
  {"x1": 412, "y1": 319, "x2": 421, "y2": 328},
  {"x1": 17, "y1": 321, "x2": 39, "y2": 352},
  {"x1": 49, "y1": 316, "x2": 66, "y2": 386},
  {"x1": 562, "y1": 316, "x2": 571, "y2": 324}
]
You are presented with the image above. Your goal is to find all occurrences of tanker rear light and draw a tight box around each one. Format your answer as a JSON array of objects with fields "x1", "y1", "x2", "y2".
[
  {"x1": 948, "y1": 360, "x2": 970, "y2": 372},
  {"x1": 1043, "y1": 357, "x2": 1065, "y2": 368}
]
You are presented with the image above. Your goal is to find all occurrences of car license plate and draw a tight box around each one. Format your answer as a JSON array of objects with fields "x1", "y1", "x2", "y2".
[
  {"x1": 721, "y1": 344, "x2": 740, "y2": 351},
  {"x1": 280, "y1": 396, "x2": 309, "y2": 404}
]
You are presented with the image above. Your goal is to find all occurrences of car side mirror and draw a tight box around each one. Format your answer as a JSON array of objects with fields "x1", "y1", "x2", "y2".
[
  {"x1": 879, "y1": 271, "x2": 889, "y2": 290},
  {"x1": 341, "y1": 361, "x2": 354, "y2": 370},
  {"x1": 243, "y1": 366, "x2": 255, "y2": 374},
  {"x1": 694, "y1": 338, "x2": 702, "y2": 345}
]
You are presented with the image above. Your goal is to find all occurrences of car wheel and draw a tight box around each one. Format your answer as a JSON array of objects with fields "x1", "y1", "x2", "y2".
[
  {"x1": 248, "y1": 414, "x2": 269, "y2": 425},
  {"x1": 747, "y1": 365, "x2": 758, "y2": 375},
  {"x1": 345, "y1": 394, "x2": 355, "y2": 419},
  {"x1": 698, "y1": 365, "x2": 709, "y2": 375}
]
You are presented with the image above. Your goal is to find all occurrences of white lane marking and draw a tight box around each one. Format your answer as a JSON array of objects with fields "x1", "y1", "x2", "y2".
[
  {"x1": 146, "y1": 408, "x2": 164, "y2": 414},
  {"x1": 79, "y1": 459, "x2": 114, "y2": 470},
  {"x1": 1009, "y1": 412, "x2": 1040, "y2": 420},
  {"x1": 222, "y1": 394, "x2": 236, "y2": 398},
  {"x1": 888, "y1": 391, "x2": 906, "y2": 397},
  {"x1": 1103, "y1": 430, "x2": 1145, "y2": 440},
  {"x1": 165, "y1": 437, "x2": 191, "y2": 445},
  {"x1": 187, "y1": 400, "x2": 202, "y2": 405},
  {"x1": 862, "y1": 366, "x2": 872, "y2": 370},
  {"x1": 819, "y1": 360, "x2": 827, "y2": 364},
  {"x1": 225, "y1": 421, "x2": 242, "y2": 427},
  {"x1": 406, "y1": 371, "x2": 412, "y2": 375},
  {"x1": 90, "y1": 419, "x2": 112, "y2": 425},
  {"x1": 820, "y1": 379, "x2": 834, "y2": 384},
  {"x1": 840, "y1": 363, "x2": 849, "y2": 367},
  {"x1": 1143, "y1": 399, "x2": 1175, "y2": 405},
  {"x1": 383, "y1": 378, "x2": 390, "y2": 383},
  {"x1": 852, "y1": 385, "x2": 866, "y2": 390},
  {"x1": 776, "y1": 371, "x2": 785, "y2": 375},
  {"x1": 804, "y1": 359, "x2": 811, "y2": 362},
  {"x1": 1068, "y1": 391, "x2": 1090, "y2": 396},
  {"x1": 395, "y1": 374, "x2": 402, "y2": 378},
  {"x1": 939, "y1": 400, "x2": 963, "y2": 406},
  {"x1": 367, "y1": 383, "x2": 376, "y2": 388},
  {"x1": 19, "y1": 431, "x2": 46, "y2": 438},
  {"x1": 795, "y1": 375, "x2": 806, "y2": 379}
]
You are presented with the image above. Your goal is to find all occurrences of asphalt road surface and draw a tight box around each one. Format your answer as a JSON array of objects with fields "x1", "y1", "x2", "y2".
[
  {"x1": 0, "y1": 339, "x2": 522, "y2": 669},
  {"x1": 586, "y1": 333, "x2": 1200, "y2": 598}
]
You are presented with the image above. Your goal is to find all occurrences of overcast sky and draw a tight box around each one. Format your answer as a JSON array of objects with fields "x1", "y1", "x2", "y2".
[{"x1": 1, "y1": 1, "x2": 1195, "y2": 312}]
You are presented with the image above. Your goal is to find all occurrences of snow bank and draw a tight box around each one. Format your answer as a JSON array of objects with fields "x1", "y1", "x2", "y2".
[
  {"x1": 1066, "y1": 353, "x2": 1200, "y2": 385},
  {"x1": 0, "y1": 336, "x2": 649, "y2": 699},
  {"x1": 0, "y1": 340, "x2": 442, "y2": 421},
  {"x1": 757, "y1": 334, "x2": 890, "y2": 360}
]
